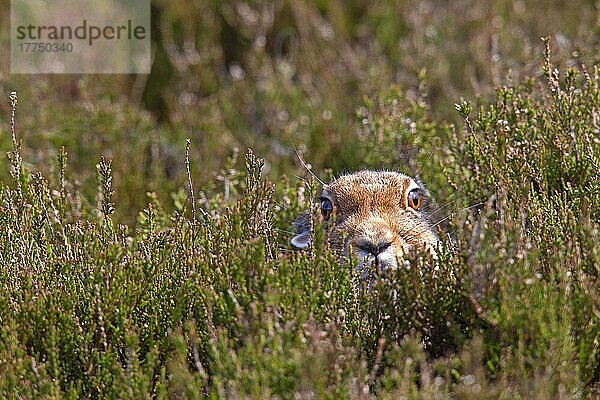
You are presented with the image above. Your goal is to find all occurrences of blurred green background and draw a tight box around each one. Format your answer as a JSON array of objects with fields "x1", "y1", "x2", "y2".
[{"x1": 0, "y1": 0, "x2": 598, "y2": 224}]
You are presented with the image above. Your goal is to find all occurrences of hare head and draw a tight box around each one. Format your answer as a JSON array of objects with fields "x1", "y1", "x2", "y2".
[{"x1": 291, "y1": 171, "x2": 439, "y2": 272}]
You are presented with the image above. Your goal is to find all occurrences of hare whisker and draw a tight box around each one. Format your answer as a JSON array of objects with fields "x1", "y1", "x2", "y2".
[
  {"x1": 292, "y1": 144, "x2": 325, "y2": 185},
  {"x1": 425, "y1": 200, "x2": 456, "y2": 219},
  {"x1": 430, "y1": 202, "x2": 485, "y2": 228}
]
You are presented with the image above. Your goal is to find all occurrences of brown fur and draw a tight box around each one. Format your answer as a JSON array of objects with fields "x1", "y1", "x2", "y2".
[{"x1": 291, "y1": 171, "x2": 439, "y2": 271}]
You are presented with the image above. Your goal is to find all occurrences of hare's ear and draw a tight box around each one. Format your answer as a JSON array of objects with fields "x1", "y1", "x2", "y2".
[
  {"x1": 291, "y1": 229, "x2": 311, "y2": 249},
  {"x1": 291, "y1": 211, "x2": 311, "y2": 249}
]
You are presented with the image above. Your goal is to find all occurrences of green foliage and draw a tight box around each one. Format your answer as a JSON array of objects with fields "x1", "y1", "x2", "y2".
[
  {"x1": 0, "y1": 1, "x2": 599, "y2": 397},
  {"x1": 446, "y1": 60, "x2": 600, "y2": 394},
  {"x1": 0, "y1": 55, "x2": 599, "y2": 397}
]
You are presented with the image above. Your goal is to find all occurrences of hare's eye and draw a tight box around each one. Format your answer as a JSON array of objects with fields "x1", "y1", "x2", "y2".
[
  {"x1": 407, "y1": 189, "x2": 421, "y2": 210},
  {"x1": 321, "y1": 199, "x2": 333, "y2": 220}
]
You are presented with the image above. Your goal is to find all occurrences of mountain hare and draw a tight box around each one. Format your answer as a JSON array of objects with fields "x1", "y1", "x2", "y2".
[{"x1": 291, "y1": 171, "x2": 440, "y2": 272}]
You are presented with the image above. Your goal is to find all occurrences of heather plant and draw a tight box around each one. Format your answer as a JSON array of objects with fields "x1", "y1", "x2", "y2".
[
  {"x1": 449, "y1": 45, "x2": 599, "y2": 393},
  {"x1": 1, "y1": 42, "x2": 599, "y2": 397}
]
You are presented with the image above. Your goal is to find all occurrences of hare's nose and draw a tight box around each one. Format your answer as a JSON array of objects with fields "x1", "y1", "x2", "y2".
[{"x1": 355, "y1": 240, "x2": 392, "y2": 256}]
